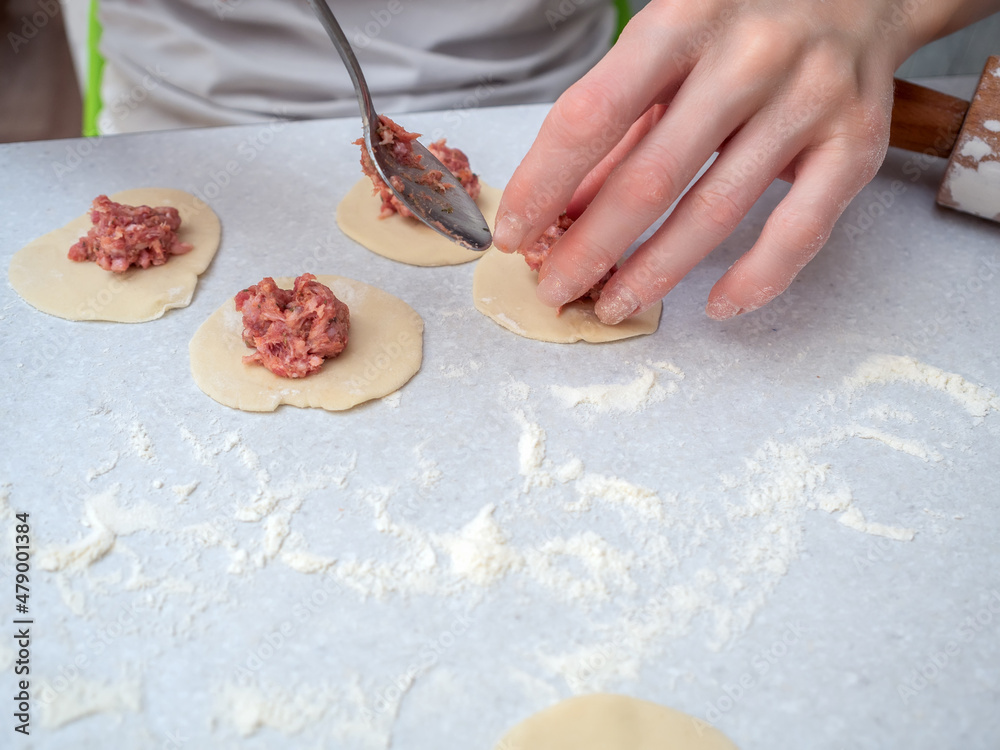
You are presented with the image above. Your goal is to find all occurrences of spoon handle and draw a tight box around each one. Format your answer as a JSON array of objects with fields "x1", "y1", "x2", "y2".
[{"x1": 305, "y1": 0, "x2": 379, "y2": 131}]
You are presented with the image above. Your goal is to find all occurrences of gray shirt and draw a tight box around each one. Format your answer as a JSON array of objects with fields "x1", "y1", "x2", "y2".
[{"x1": 98, "y1": 0, "x2": 615, "y2": 132}]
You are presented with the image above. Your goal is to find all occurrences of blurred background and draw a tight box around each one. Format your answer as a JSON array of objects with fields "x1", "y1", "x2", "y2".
[{"x1": 1, "y1": 0, "x2": 998, "y2": 144}]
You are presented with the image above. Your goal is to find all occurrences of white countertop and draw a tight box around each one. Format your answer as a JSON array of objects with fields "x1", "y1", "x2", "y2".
[{"x1": 1, "y1": 91, "x2": 999, "y2": 749}]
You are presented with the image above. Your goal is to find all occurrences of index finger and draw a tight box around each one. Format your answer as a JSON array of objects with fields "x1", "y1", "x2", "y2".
[{"x1": 493, "y1": 18, "x2": 691, "y2": 254}]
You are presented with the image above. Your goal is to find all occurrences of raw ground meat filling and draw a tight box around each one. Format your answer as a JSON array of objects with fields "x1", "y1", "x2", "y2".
[
  {"x1": 356, "y1": 115, "x2": 481, "y2": 219},
  {"x1": 68, "y1": 195, "x2": 193, "y2": 273},
  {"x1": 519, "y1": 213, "x2": 612, "y2": 302},
  {"x1": 235, "y1": 273, "x2": 350, "y2": 379}
]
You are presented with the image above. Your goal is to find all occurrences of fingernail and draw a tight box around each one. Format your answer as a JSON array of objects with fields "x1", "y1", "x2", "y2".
[
  {"x1": 536, "y1": 267, "x2": 577, "y2": 307},
  {"x1": 706, "y1": 295, "x2": 743, "y2": 320},
  {"x1": 596, "y1": 285, "x2": 641, "y2": 325},
  {"x1": 493, "y1": 211, "x2": 527, "y2": 253}
]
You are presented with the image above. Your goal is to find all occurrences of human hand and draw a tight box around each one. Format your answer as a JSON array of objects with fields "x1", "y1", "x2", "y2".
[{"x1": 493, "y1": 0, "x2": 982, "y2": 323}]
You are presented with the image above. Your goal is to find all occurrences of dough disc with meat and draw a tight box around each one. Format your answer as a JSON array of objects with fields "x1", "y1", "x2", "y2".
[
  {"x1": 494, "y1": 694, "x2": 737, "y2": 750},
  {"x1": 473, "y1": 249, "x2": 661, "y2": 343},
  {"x1": 190, "y1": 275, "x2": 423, "y2": 412},
  {"x1": 336, "y1": 179, "x2": 502, "y2": 266},
  {"x1": 8, "y1": 188, "x2": 221, "y2": 323}
]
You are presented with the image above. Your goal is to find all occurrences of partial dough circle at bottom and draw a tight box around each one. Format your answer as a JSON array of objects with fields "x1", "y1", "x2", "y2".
[
  {"x1": 495, "y1": 694, "x2": 738, "y2": 750},
  {"x1": 7, "y1": 188, "x2": 221, "y2": 323},
  {"x1": 336, "y1": 178, "x2": 502, "y2": 266},
  {"x1": 473, "y1": 249, "x2": 661, "y2": 343},
  {"x1": 189, "y1": 275, "x2": 423, "y2": 412}
]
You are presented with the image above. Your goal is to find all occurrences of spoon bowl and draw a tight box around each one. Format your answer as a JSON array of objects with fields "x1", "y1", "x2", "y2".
[{"x1": 306, "y1": 0, "x2": 493, "y2": 250}]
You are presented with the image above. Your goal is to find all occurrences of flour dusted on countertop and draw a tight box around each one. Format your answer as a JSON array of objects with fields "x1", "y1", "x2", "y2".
[
  {"x1": 28, "y1": 351, "x2": 999, "y2": 734},
  {"x1": 215, "y1": 675, "x2": 398, "y2": 746},
  {"x1": 501, "y1": 379, "x2": 532, "y2": 402},
  {"x1": 437, "y1": 504, "x2": 523, "y2": 586},
  {"x1": 129, "y1": 421, "x2": 155, "y2": 460},
  {"x1": 515, "y1": 410, "x2": 553, "y2": 490},
  {"x1": 172, "y1": 481, "x2": 199, "y2": 502},
  {"x1": 550, "y1": 363, "x2": 683, "y2": 414},
  {"x1": 843, "y1": 354, "x2": 1000, "y2": 417},
  {"x1": 570, "y1": 474, "x2": 665, "y2": 522},
  {"x1": 838, "y1": 506, "x2": 915, "y2": 541},
  {"x1": 41, "y1": 673, "x2": 142, "y2": 728},
  {"x1": 37, "y1": 484, "x2": 163, "y2": 572},
  {"x1": 86, "y1": 452, "x2": 119, "y2": 482}
]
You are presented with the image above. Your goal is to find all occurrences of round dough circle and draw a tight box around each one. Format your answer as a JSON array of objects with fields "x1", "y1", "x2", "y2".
[
  {"x1": 473, "y1": 249, "x2": 662, "y2": 343},
  {"x1": 189, "y1": 275, "x2": 423, "y2": 412},
  {"x1": 495, "y1": 694, "x2": 737, "y2": 750},
  {"x1": 336, "y1": 178, "x2": 501, "y2": 266},
  {"x1": 8, "y1": 188, "x2": 221, "y2": 323}
]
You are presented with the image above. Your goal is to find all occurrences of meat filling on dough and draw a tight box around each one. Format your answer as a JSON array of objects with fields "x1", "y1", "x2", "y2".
[
  {"x1": 235, "y1": 273, "x2": 350, "y2": 379},
  {"x1": 356, "y1": 115, "x2": 481, "y2": 219},
  {"x1": 68, "y1": 195, "x2": 194, "y2": 273},
  {"x1": 519, "y1": 213, "x2": 611, "y2": 303}
]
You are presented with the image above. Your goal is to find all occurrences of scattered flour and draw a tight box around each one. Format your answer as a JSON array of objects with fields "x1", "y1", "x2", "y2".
[
  {"x1": 514, "y1": 410, "x2": 553, "y2": 490},
  {"x1": 550, "y1": 366, "x2": 661, "y2": 413},
  {"x1": 501, "y1": 380, "x2": 531, "y2": 402},
  {"x1": 550, "y1": 363, "x2": 683, "y2": 414},
  {"x1": 381, "y1": 391, "x2": 401, "y2": 408},
  {"x1": 985, "y1": 120, "x2": 1000, "y2": 133},
  {"x1": 412, "y1": 445, "x2": 443, "y2": 489},
  {"x1": 436, "y1": 504, "x2": 523, "y2": 586},
  {"x1": 29, "y1": 351, "x2": 997, "y2": 732},
  {"x1": 214, "y1": 677, "x2": 397, "y2": 746},
  {"x1": 494, "y1": 312, "x2": 526, "y2": 335},
  {"x1": 571, "y1": 473, "x2": 665, "y2": 522},
  {"x1": 844, "y1": 354, "x2": 1000, "y2": 417},
  {"x1": 838, "y1": 506, "x2": 915, "y2": 541},
  {"x1": 129, "y1": 422, "x2": 155, "y2": 461},
  {"x1": 37, "y1": 485, "x2": 163, "y2": 572},
  {"x1": 171, "y1": 481, "x2": 199, "y2": 503},
  {"x1": 85, "y1": 452, "x2": 119, "y2": 482},
  {"x1": 838, "y1": 424, "x2": 943, "y2": 462},
  {"x1": 959, "y1": 137, "x2": 994, "y2": 161},
  {"x1": 945, "y1": 161, "x2": 1000, "y2": 221},
  {"x1": 41, "y1": 674, "x2": 142, "y2": 728},
  {"x1": 554, "y1": 458, "x2": 584, "y2": 483}
]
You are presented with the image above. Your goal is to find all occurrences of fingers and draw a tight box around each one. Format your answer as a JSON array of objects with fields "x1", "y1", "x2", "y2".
[
  {"x1": 591, "y1": 102, "x2": 818, "y2": 324},
  {"x1": 536, "y1": 60, "x2": 775, "y2": 308},
  {"x1": 704, "y1": 137, "x2": 885, "y2": 320},
  {"x1": 493, "y1": 19, "x2": 693, "y2": 254},
  {"x1": 566, "y1": 103, "x2": 670, "y2": 219}
]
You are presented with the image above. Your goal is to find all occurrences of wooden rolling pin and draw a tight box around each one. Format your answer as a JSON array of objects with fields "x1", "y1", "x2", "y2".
[{"x1": 889, "y1": 54, "x2": 1000, "y2": 222}]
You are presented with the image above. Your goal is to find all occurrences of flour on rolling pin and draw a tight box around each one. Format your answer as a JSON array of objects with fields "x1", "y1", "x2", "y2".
[{"x1": 937, "y1": 58, "x2": 1000, "y2": 221}]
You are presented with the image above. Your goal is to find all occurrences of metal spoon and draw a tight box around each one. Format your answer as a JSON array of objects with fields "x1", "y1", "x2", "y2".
[{"x1": 306, "y1": 0, "x2": 493, "y2": 251}]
